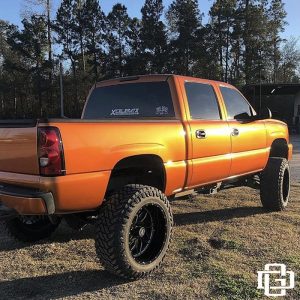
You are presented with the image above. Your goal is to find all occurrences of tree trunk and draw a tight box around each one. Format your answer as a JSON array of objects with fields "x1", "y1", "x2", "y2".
[
  {"x1": 81, "y1": 37, "x2": 86, "y2": 73},
  {"x1": 217, "y1": 12, "x2": 223, "y2": 81},
  {"x1": 93, "y1": 50, "x2": 98, "y2": 81},
  {"x1": 244, "y1": 0, "x2": 251, "y2": 84},
  {"x1": 46, "y1": 0, "x2": 54, "y2": 116},
  {"x1": 47, "y1": 0, "x2": 52, "y2": 75},
  {"x1": 225, "y1": 20, "x2": 230, "y2": 83},
  {"x1": 92, "y1": 33, "x2": 98, "y2": 81},
  {"x1": 186, "y1": 40, "x2": 190, "y2": 76},
  {"x1": 118, "y1": 19, "x2": 122, "y2": 76},
  {"x1": 71, "y1": 58, "x2": 78, "y2": 98}
]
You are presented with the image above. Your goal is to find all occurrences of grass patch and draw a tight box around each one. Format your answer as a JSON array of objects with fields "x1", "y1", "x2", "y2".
[
  {"x1": 208, "y1": 237, "x2": 243, "y2": 251},
  {"x1": 211, "y1": 268, "x2": 262, "y2": 300},
  {"x1": 178, "y1": 237, "x2": 211, "y2": 261},
  {"x1": 283, "y1": 255, "x2": 300, "y2": 269}
]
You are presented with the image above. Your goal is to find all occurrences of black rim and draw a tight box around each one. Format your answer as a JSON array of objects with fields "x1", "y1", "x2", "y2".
[
  {"x1": 129, "y1": 204, "x2": 167, "y2": 265},
  {"x1": 129, "y1": 207, "x2": 154, "y2": 258},
  {"x1": 282, "y1": 168, "x2": 290, "y2": 203}
]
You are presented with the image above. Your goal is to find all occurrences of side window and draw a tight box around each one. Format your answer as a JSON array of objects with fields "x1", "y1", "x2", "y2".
[
  {"x1": 185, "y1": 82, "x2": 221, "y2": 120},
  {"x1": 220, "y1": 86, "x2": 253, "y2": 120}
]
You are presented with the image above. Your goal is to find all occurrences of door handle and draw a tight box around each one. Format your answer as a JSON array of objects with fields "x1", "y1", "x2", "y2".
[
  {"x1": 196, "y1": 129, "x2": 206, "y2": 139},
  {"x1": 231, "y1": 128, "x2": 239, "y2": 136}
]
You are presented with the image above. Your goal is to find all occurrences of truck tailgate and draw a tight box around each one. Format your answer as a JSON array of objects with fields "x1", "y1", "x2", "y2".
[{"x1": 0, "y1": 121, "x2": 39, "y2": 175}]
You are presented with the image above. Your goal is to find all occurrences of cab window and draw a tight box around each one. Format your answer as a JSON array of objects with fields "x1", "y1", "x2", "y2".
[
  {"x1": 220, "y1": 86, "x2": 254, "y2": 120},
  {"x1": 185, "y1": 82, "x2": 221, "y2": 120}
]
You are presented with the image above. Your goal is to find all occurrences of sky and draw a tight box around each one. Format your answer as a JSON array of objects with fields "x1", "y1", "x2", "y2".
[{"x1": 0, "y1": 0, "x2": 299, "y2": 42}]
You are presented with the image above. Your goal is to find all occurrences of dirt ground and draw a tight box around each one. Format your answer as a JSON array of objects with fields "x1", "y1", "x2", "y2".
[{"x1": 0, "y1": 137, "x2": 299, "y2": 300}]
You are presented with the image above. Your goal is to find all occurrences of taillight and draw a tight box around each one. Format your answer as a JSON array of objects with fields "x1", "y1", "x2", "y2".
[{"x1": 38, "y1": 127, "x2": 65, "y2": 176}]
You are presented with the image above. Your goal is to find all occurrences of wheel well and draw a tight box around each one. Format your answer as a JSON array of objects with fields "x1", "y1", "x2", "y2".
[
  {"x1": 269, "y1": 139, "x2": 288, "y2": 159},
  {"x1": 106, "y1": 155, "x2": 166, "y2": 196}
]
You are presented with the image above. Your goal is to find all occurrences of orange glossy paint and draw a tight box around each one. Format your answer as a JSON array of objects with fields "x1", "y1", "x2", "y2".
[
  {"x1": 0, "y1": 127, "x2": 39, "y2": 174},
  {"x1": 0, "y1": 75, "x2": 293, "y2": 215},
  {"x1": 1, "y1": 194, "x2": 46, "y2": 215}
]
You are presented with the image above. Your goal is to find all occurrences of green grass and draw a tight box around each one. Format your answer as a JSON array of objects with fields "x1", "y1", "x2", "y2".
[{"x1": 211, "y1": 268, "x2": 262, "y2": 300}]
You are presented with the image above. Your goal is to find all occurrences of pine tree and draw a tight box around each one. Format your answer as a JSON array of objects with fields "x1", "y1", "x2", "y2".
[
  {"x1": 267, "y1": 0, "x2": 287, "y2": 83},
  {"x1": 166, "y1": 0, "x2": 201, "y2": 75},
  {"x1": 82, "y1": 0, "x2": 106, "y2": 81},
  {"x1": 22, "y1": 0, "x2": 53, "y2": 74},
  {"x1": 106, "y1": 4, "x2": 131, "y2": 77},
  {"x1": 127, "y1": 17, "x2": 144, "y2": 75},
  {"x1": 140, "y1": 0, "x2": 167, "y2": 73},
  {"x1": 8, "y1": 16, "x2": 48, "y2": 116},
  {"x1": 55, "y1": 0, "x2": 77, "y2": 73},
  {"x1": 191, "y1": 24, "x2": 221, "y2": 80},
  {"x1": 209, "y1": 0, "x2": 236, "y2": 82},
  {"x1": 0, "y1": 21, "x2": 23, "y2": 118},
  {"x1": 1, "y1": 0, "x2": 299, "y2": 120},
  {"x1": 236, "y1": 0, "x2": 269, "y2": 84},
  {"x1": 230, "y1": 3, "x2": 243, "y2": 85},
  {"x1": 55, "y1": 0, "x2": 81, "y2": 116},
  {"x1": 72, "y1": 0, "x2": 87, "y2": 73},
  {"x1": 277, "y1": 37, "x2": 300, "y2": 82}
]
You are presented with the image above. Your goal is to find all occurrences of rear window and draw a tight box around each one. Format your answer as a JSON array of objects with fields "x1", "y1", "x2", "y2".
[{"x1": 83, "y1": 82, "x2": 175, "y2": 119}]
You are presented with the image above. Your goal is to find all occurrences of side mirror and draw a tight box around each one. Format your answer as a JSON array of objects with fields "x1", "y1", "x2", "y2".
[
  {"x1": 234, "y1": 112, "x2": 251, "y2": 121},
  {"x1": 258, "y1": 107, "x2": 272, "y2": 120}
]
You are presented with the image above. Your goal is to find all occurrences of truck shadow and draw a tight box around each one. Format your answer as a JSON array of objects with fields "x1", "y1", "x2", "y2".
[
  {"x1": 0, "y1": 206, "x2": 267, "y2": 251},
  {"x1": 0, "y1": 207, "x2": 267, "y2": 298},
  {"x1": 174, "y1": 206, "x2": 266, "y2": 226},
  {"x1": 0, "y1": 269, "x2": 129, "y2": 299},
  {"x1": 0, "y1": 223, "x2": 95, "y2": 251}
]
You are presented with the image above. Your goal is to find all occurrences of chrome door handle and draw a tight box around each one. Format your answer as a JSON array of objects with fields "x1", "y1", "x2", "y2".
[
  {"x1": 196, "y1": 129, "x2": 206, "y2": 139},
  {"x1": 231, "y1": 128, "x2": 239, "y2": 136}
]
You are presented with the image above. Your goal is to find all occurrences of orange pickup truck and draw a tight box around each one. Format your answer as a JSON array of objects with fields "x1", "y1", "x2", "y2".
[{"x1": 0, "y1": 75, "x2": 293, "y2": 279}]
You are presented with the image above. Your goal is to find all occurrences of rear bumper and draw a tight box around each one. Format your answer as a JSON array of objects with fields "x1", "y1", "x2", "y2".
[
  {"x1": 0, "y1": 170, "x2": 111, "y2": 215},
  {"x1": 0, "y1": 184, "x2": 55, "y2": 215}
]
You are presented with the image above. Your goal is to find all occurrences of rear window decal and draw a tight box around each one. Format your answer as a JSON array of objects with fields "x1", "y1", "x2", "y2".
[
  {"x1": 110, "y1": 108, "x2": 139, "y2": 116},
  {"x1": 156, "y1": 106, "x2": 169, "y2": 115}
]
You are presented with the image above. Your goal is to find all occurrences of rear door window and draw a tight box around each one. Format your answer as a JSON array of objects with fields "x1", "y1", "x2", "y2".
[
  {"x1": 185, "y1": 82, "x2": 221, "y2": 120},
  {"x1": 83, "y1": 81, "x2": 175, "y2": 119}
]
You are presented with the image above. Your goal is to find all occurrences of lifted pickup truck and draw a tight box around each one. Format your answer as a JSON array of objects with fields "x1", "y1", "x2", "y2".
[{"x1": 0, "y1": 75, "x2": 293, "y2": 279}]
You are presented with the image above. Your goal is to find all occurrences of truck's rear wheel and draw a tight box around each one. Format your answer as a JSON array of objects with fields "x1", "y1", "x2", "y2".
[
  {"x1": 4, "y1": 216, "x2": 60, "y2": 242},
  {"x1": 260, "y1": 158, "x2": 290, "y2": 211},
  {"x1": 95, "y1": 184, "x2": 173, "y2": 279}
]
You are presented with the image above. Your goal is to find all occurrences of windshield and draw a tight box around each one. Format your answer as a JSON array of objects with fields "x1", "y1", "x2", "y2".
[{"x1": 83, "y1": 81, "x2": 175, "y2": 119}]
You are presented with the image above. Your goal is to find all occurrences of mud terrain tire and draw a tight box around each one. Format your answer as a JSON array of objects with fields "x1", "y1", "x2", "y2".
[
  {"x1": 260, "y1": 158, "x2": 290, "y2": 211},
  {"x1": 95, "y1": 184, "x2": 173, "y2": 279},
  {"x1": 4, "y1": 216, "x2": 60, "y2": 242}
]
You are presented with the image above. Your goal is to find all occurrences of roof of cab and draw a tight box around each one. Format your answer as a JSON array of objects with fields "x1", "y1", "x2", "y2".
[{"x1": 95, "y1": 74, "x2": 235, "y2": 89}]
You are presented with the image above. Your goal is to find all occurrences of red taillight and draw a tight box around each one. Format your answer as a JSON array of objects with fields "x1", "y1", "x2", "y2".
[{"x1": 38, "y1": 127, "x2": 65, "y2": 176}]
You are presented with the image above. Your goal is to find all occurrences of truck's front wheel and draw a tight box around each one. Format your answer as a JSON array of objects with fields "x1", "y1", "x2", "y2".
[
  {"x1": 95, "y1": 184, "x2": 173, "y2": 279},
  {"x1": 260, "y1": 158, "x2": 290, "y2": 211},
  {"x1": 4, "y1": 216, "x2": 60, "y2": 242}
]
